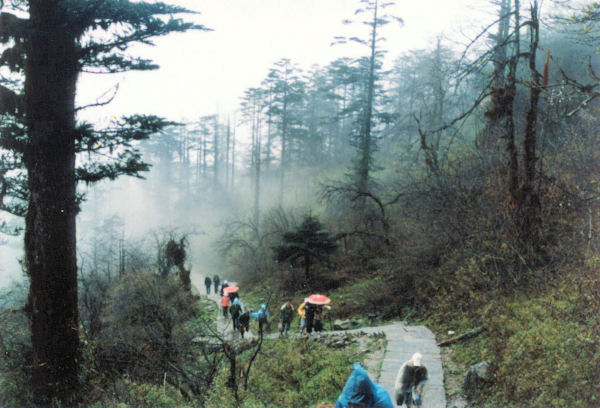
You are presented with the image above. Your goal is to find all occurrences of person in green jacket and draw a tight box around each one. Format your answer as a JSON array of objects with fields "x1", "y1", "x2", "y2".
[{"x1": 279, "y1": 300, "x2": 294, "y2": 337}]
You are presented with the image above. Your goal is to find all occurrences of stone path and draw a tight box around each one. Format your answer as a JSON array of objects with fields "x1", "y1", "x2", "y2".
[
  {"x1": 191, "y1": 273, "x2": 445, "y2": 407},
  {"x1": 191, "y1": 274, "x2": 255, "y2": 340},
  {"x1": 357, "y1": 323, "x2": 446, "y2": 408}
]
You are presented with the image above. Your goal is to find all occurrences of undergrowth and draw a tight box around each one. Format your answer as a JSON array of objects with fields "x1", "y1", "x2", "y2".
[{"x1": 204, "y1": 338, "x2": 360, "y2": 408}]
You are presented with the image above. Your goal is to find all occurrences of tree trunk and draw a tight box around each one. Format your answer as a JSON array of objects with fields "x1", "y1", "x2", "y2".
[
  {"x1": 304, "y1": 254, "x2": 311, "y2": 283},
  {"x1": 506, "y1": 0, "x2": 520, "y2": 202},
  {"x1": 225, "y1": 118, "x2": 231, "y2": 188},
  {"x1": 231, "y1": 120, "x2": 236, "y2": 189},
  {"x1": 279, "y1": 87, "x2": 288, "y2": 207},
  {"x1": 213, "y1": 116, "x2": 219, "y2": 187},
  {"x1": 357, "y1": 0, "x2": 378, "y2": 205},
  {"x1": 520, "y1": 1, "x2": 542, "y2": 263},
  {"x1": 253, "y1": 102, "x2": 262, "y2": 226},
  {"x1": 24, "y1": 2, "x2": 80, "y2": 405}
]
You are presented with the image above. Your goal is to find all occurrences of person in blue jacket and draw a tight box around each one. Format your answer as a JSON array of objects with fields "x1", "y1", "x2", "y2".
[
  {"x1": 335, "y1": 363, "x2": 394, "y2": 408},
  {"x1": 250, "y1": 304, "x2": 270, "y2": 335}
]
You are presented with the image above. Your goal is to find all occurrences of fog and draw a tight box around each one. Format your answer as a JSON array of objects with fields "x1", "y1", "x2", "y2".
[{"x1": 0, "y1": 0, "x2": 493, "y2": 286}]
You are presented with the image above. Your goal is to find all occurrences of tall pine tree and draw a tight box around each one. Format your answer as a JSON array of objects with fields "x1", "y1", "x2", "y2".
[{"x1": 0, "y1": 1, "x2": 206, "y2": 405}]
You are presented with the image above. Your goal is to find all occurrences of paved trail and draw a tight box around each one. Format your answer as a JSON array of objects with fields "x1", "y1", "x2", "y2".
[
  {"x1": 191, "y1": 274, "x2": 255, "y2": 340},
  {"x1": 191, "y1": 273, "x2": 446, "y2": 407},
  {"x1": 358, "y1": 323, "x2": 446, "y2": 408}
]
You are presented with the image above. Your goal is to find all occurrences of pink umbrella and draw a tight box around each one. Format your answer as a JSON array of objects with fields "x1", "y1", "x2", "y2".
[
  {"x1": 307, "y1": 294, "x2": 331, "y2": 305},
  {"x1": 223, "y1": 286, "x2": 239, "y2": 294}
]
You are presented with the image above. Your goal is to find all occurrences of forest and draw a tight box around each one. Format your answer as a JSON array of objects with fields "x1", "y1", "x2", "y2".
[{"x1": 1, "y1": 0, "x2": 600, "y2": 407}]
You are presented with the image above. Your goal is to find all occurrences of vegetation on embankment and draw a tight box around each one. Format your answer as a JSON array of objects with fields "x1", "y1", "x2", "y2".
[
  {"x1": 204, "y1": 339, "x2": 361, "y2": 408},
  {"x1": 427, "y1": 254, "x2": 600, "y2": 408},
  {"x1": 235, "y1": 243, "x2": 600, "y2": 408}
]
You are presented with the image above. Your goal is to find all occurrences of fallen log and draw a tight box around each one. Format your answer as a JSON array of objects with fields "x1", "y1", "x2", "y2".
[{"x1": 437, "y1": 326, "x2": 485, "y2": 347}]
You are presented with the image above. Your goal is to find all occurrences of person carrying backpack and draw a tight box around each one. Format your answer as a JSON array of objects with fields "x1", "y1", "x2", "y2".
[
  {"x1": 213, "y1": 274, "x2": 220, "y2": 293},
  {"x1": 230, "y1": 297, "x2": 242, "y2": 330},
  {"x1": 314, "y1": 305, "x2": 324, "y2": 332},
  {"x1": 393, "y1": 352, "x2": 428, "y2": 408},
  {"x1": 279, "y1": 300, "x2": 294, "y2": 337},
  {"x1": 221, "y1": 293, "x2": 231, "y2": 318},
  {"x1": 251, "y1": 304, "x2": 270, "y2": 335},
  {"x1": 297, "y1": 298, "x2": 308, "y2": 334},
  {"x1": 238, "y1": 311, "x2": 250, "y2": 338},
  {"x1": 304, "y1": 302, "x2": 317, "y2": 334},
  {"x1": 335, "y1": 363, "x2": 393, "y2": 408},
  {"x1": 220, "y1": 280, "x2": 229, "y2": 296},
  {"x1": 204, "y1": 276, "x2": 212, "y2": 295}
]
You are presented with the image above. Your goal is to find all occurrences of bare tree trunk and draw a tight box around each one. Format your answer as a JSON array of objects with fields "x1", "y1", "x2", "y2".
[
  {"x1": 520, "y1": 0, "x2": 542, "y2": 261},
  {"x1": 506, "y1": 0, "x2": 520, "y2": 202},
  {"x1": 279, "y1": 86, "x2": 288, "y2": 207},
  {"x1": 213, "y1": 116, "x2": 220, "y2": 187},
  {"x1": 225, "y1": 118, "x2": 231, "y2": 189},
  {"x1": 253, "y1": 104, "x2": 262, "y2": 226},
  {"x1": 231, "y1": 118, "x2": 236, "y2": 189},
  {"x1": 357, "y1": 0, "x2": 378, "y2": 199}
]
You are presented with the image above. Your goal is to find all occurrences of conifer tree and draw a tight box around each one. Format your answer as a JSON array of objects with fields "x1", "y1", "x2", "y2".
[
  {"x1": 273, "y1": 215, "x2": 338, "y2": 283},
  {"x1": 0, "y1": 1, "x2": 206, "y2": 404}
]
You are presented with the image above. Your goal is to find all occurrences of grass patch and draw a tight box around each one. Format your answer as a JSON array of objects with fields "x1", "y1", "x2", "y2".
[
  {"x1": 204, "y1": 338, "x2": 363, "y2": 408},
  {"x1": 427, "y1": 261, "x2": 600, "y2": 408}
]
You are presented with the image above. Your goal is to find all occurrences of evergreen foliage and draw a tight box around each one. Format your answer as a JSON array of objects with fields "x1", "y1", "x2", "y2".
[
  {"x1": 273, "y1": 215, "x2": 338, "y2": 283},
  {"x1": 0, "y1": 0, "x2": 206, "y2": 404}
]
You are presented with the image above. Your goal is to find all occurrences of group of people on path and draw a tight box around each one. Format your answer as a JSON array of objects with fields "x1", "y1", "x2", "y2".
[
  {"x1": 334, "y1": 352, "x2": 429, "y2": 408},
  {"x1": 204, "y1": 276, "x2": 429, "y2": 407},
  {"x1": 297, "y1": 298, "x2": 328, "y2": 334},
  {"x1": 205, "y1": 277, "x2": 331, "y2": 338},
  {"x1": 203, "y1": 274, "x2": 221, "y2": 295}
]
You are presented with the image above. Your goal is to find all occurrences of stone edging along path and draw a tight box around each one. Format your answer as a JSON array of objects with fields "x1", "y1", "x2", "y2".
[{"x1": 192, "y1": 274, "x2": 446, "y2": 407}]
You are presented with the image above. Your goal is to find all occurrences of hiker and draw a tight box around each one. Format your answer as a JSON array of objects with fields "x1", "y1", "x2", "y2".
[
  {"x1": 213, "y1": 274, "x2": 220, "y2": 293},
  {"x1": 238, "y1": 311, "x2": 250, "y2": 338},
  {"x1": 220, "y1": 280, "x2": 229, "y2": 296},
  {"x1": 304, "y1": 302, "x2": 317, "y2": 334},
  {"x1": 251, "y1": 304, "x2": 270, "y2": 335},
  {"x1": 314, "y1": 305, "x2": 324, "y2": 332},
  {"x1": 230, "y1": 297, "x2": 242, "y2": 330},
  {"x1": 221, "y1": 292, "x2": 231, "y2": 318},
  {"x1": 204, "y1": 276, "x2": 212, "y2": 295},
  {"x1": 335, "y1": 363, "x2": 394, "y2": 408},
  {"x1": 297, "y1": 298, "x2": 308, "y2": 333},
  {"x1": 279, "y1": 300, "x2": 294, "y2": 337},
  {"x1": 393, "y1": 352, "x2": 428, "y2": 408}
]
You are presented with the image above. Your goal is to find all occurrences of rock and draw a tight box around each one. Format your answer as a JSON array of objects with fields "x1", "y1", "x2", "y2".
[
  {"x1": 463, "y1": 361, "x2": 491, "y2": 395},
  {"x1": 333, "y1": 319, "x2": 352, "y2": 330},
  {"x1": 447, "y1": 396, "x2": 469, "y2": 408}
]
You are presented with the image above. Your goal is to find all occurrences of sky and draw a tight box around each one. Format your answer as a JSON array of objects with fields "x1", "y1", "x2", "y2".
[
  {"x1": 1, "y1": 0, "x2": 492, "y2": 287},
  {"x1": 76, "y1": 0, "x2": 487, "y2": 122}
]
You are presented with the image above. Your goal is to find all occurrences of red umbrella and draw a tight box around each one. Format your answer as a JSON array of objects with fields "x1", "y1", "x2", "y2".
[
  {"x1": 307, "y1": 294, "x2": 331, "y2": 305},
  {"x1": 223, "y1": 286, "x2": 239, "y2": 294}
]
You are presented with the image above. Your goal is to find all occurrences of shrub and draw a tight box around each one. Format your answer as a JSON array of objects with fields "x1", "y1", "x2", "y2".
[
  {"x1": 87, "y1": 379, "x2": 193, "y2": 408},
  {"x1": 0, "y1": 285, "x2": 33, "y2": 408},
  {"x1": 81, "y1": 270, "x2": 217, "y2": 406},
  {"x1": 204, "y1": 338, "x2": 359, "y2": 408}
]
